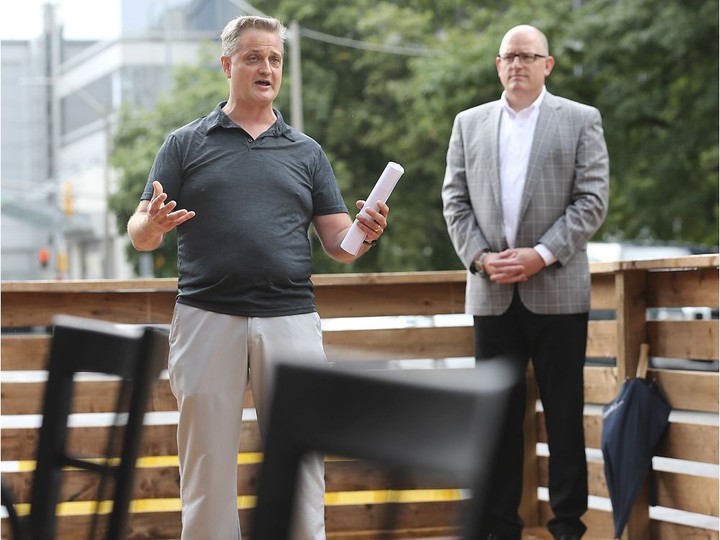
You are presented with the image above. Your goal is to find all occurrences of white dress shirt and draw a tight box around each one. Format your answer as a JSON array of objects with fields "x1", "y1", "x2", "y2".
[{"x1": 498, "y1": 86, "x2": 556, "y2": 265}]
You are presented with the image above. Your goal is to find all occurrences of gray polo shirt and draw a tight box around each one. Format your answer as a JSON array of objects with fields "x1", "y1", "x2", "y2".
[{"x1": 142, "y1": 103, "x2": 348, "y2": 317}]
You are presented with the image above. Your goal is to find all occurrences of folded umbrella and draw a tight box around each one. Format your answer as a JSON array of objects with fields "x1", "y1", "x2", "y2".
[{"x1": 601, "y1": 343, "x2": 671, "y2": 538}]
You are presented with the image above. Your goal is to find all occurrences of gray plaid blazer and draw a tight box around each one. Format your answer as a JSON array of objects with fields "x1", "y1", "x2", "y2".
[{"x1": 442, "y1": 92, "x2": 610, "y2": 315}]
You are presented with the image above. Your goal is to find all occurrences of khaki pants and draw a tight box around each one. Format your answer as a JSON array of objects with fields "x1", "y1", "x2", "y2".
[{"x1": 168, "y1": 303, "x2": 327, "y2": 540}]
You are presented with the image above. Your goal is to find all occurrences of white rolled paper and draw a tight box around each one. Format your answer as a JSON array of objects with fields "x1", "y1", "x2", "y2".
[{"x1": 340, "y1": 161, "x2": 405, "y2": 255}]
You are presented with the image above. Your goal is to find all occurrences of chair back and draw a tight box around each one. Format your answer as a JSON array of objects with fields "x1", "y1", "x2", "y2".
[
  {"x1": 252, "y1": 358, "x2": 518, "y2": 539},
  {"x1": 28, "y1": 315, "x2": 168, "y2": 540}
]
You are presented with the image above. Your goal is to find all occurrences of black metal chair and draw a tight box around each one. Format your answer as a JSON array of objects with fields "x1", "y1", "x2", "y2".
[
  {"x1": 1, "y1": 315, "x2": 168, "y2": 540},
  {"x1": 251, "y1": 357, "x2": 519, "y2": 539}
]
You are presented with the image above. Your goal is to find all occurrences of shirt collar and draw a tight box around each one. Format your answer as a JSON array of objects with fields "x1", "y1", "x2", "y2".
[
  {"x1": 203, "y1": 102, "x2": 297, "y2": 141},
  {"x1": 500, "y1": 86, "x2": 547, "y2": 117}
]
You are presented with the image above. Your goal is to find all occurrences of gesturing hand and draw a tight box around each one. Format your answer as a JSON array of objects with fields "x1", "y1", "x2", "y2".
[{"x1": 146, "y1": 180, "x2": 195, "y2": 233}]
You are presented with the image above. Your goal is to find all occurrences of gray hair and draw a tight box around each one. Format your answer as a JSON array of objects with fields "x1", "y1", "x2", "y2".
[{"x1": 220, "y1": 15, "x2": 287, "y2": 57}]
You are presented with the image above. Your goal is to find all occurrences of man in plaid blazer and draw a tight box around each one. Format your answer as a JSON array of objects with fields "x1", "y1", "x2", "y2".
[{"x1": 441, "y1": 25, "x2": 609, "y2": 540}]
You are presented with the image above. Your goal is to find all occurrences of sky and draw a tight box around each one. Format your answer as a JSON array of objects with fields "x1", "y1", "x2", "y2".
[{"x1": 0, "y1": 0, "x2": 120, "y2": 40}]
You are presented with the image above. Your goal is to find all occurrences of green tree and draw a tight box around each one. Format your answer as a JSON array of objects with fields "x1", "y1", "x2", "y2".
[{"x1": 562, "y1": 0, "x2": 719, "y2": 246}]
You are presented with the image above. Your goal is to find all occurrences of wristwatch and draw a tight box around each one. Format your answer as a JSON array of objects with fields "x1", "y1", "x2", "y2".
[{"x1": 472, "y1": 251, "x2": 490, "y2": 276}]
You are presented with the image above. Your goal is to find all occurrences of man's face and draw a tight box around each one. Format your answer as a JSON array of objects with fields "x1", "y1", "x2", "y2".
[
  {"x1": 222, "y1": 29, "x2": 283, "y2": 106},
  {"x1": 495, "y1": 28, "x2": 553, "y2": 102}
]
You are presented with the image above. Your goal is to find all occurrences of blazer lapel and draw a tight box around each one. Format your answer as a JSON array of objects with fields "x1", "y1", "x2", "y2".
[
  {"x1": 519, "y1": 94, "x2": 561, "y2": 219},
  {"x1": 487, "y1": 103, "x2": 503, "y2": 213}
]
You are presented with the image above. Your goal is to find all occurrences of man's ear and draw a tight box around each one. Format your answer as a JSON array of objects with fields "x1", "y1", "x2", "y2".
[
  {"x1": 544, "y1": 56, "x2": 555, "y2": 77},
  {"x1": 220, "y1": 55, "x2": 231, "y2": 78}
]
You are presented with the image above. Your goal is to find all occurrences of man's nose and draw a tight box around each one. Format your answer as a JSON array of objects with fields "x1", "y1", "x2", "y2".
[{"x1": 509, "y1": 54, "x2": 523, "y2": 66}]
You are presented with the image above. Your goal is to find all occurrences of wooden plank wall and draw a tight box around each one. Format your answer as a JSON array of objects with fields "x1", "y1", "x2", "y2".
[{"x1": 1, "y1": 255, "x2": 718, "y2": 540}]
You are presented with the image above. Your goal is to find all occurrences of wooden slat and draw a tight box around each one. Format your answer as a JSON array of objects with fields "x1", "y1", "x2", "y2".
[
  {"x1": 651, "y1": 369, "x2": 719, "y2": 413},
  {"x1": 649, "y1": 320, "x2": 719, "y2": 361},
  {"x1": 1, "y1": 465, "x2": 185, "y2": 505},
  {"x1": 647, "y1": 267, "x2": 719, "y2": 308},
  {"x1": 591, "y1": 254, "x2": 719, "y2": 273},
  {"x1": 315, "y1": 281, "x2": 466, "y2": 318},
  {"x1": 1, "y1": 334, "x2": 50, "y2": 371},
  {"x1": 583, "y1": 366, "x2": 618, "y2": 405},
  {"x1": 540, "y1": 457, "x2": 719, "y2": 518},
  {"x1": 577, "y1": 372, "x2": 718, "y2": 439},
  {"x1": 656, "y1": 422, "x2": 720, "y2": 464},
  {"x1": 590, "y1": 271, "x2": 617, "y2": 310},
  {"x1": 540, "y1": 502, "x2": 720, "y2": 540},
  {"x1": 586, "y1": 320, "x2": 617, "y2": 358},
  {"x1": 0, "y1": 379, "x2": 253, "y2": 416},
  {"x1": 324, "y1": 500, "x2": 462, "y2": 535},
  {"x1": 0, "y1": 279, "x2": 179, "y2": 293},
  {"x1": 0, "y1": 500, "x2": 465, "y2": 540},
  {"x1": 324, "y1": 326, "x2": 473, "y2": 362},
  {"x1": 1, "y1": 291, "x2": 177, "y2": 328},
  {"x1": 0, "y1": 422, "x2": 262, "y2": 462},
  {"x1": 615, "y1": 269, "x2": 648, "y2": 385},
  {"x1": 655, "y1": 470, "x2": 719, "y2": 517},
  {"x1": 1, "y1": 512, "x2": 185, "y2": 540},
  {"x1": 325, "y1": 459, "x2": 464, "y2": 492},
  {"x1": 574, "y1": 413, "x2": 719, "y2": 464},
  {"x1": 313, "y1": 271, "x2": 468, "y2": 287},
  {"x1": 616, "y1": 266, "x2": 650, "y2": 540},
  {"x1": 326, "y1": 527, "x2": 462, "y2": 540},
  {"x1": 650, "y1": 519, "x2": 720, "y2": 540},
  {"x1": 519, "y1": 366, "x2": 541, "y2": 528}
]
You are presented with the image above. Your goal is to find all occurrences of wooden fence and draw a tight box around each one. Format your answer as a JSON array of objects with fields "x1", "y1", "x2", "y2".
[{"x1": 1, "y1": 254, "x2": 718, "y2": 539}]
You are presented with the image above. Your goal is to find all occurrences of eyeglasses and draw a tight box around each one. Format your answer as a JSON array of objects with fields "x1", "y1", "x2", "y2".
[{"x1": 497, "y1": 52, "x2": 548, "y2": 65}]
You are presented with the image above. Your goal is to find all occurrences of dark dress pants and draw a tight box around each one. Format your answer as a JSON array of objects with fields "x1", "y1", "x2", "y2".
[{"x1": 474, "y1": 289, "x2": 588, "y2": 539}]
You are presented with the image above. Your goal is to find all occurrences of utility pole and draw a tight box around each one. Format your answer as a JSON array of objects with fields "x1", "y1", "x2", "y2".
[{"x1": 44, "y1": 2, "x2": 68, "y2": 279}]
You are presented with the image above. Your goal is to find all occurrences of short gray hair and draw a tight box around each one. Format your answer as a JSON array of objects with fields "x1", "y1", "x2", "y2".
[{"x1": 220, "y1": 15, "x2": 287, "y2": 57}]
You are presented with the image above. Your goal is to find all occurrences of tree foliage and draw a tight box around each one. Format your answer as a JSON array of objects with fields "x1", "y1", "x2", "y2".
[
  {"x1": 565, "y1": 0, "x2": 719, "y2": 246},
  {"x1": 109, "y1": 0, "x2": 718, "y2": 277}
]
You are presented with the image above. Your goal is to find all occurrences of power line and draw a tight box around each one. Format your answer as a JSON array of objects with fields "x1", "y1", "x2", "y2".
[
  {"x1": 300, "y1": 27, "x2": 443, "y2": 57},
  {"x1": 228, "y1": 0, "x2": 441, "y2": 57},
  {"x1": 227, "y1": 0, "x2": 268, "y2": 17}
]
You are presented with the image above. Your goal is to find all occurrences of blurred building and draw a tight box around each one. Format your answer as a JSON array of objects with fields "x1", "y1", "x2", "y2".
[
  {"x1": 1, "y1": 37, "x2": 53, "y2": 280},
  {"x1": 1, "y1": 0, "x2": 241, "y2": 280}
]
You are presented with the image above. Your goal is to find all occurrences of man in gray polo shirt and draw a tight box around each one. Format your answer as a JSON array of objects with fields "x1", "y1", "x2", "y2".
[{"x1": 127, "y1": 15, "x2": 389, "y2": 540}]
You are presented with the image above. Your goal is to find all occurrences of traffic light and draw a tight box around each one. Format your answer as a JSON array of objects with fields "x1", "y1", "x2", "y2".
[
  {"x1": 61, "y1": 181, "x2": 74, "y2": 216},
  {"x1": 57, "y1": 252, "x2": 68, "y2": 274},
  {"x1": 38, "y1": 248, "x2": 50, "y2": 268}
]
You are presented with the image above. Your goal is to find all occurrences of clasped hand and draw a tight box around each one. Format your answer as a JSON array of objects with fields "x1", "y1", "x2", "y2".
[{"x1": 483, "y1": 248, "x2": 545, "y2": 283}]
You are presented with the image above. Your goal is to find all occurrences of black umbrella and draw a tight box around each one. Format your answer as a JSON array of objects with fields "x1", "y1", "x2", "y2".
[{"x1": 601, "y1": 343, "x2": 671, "y2": 538}]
